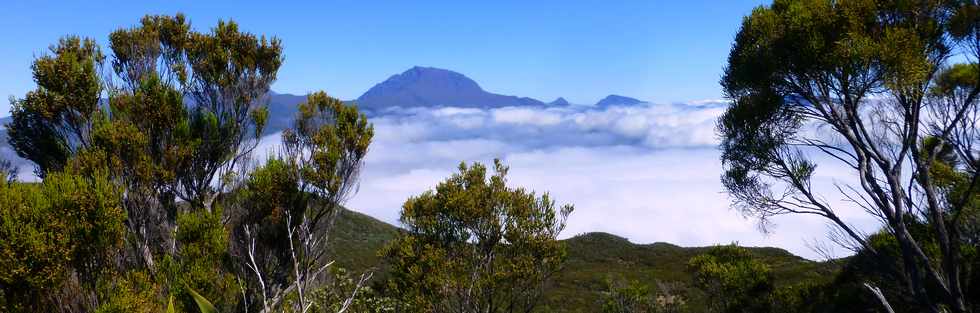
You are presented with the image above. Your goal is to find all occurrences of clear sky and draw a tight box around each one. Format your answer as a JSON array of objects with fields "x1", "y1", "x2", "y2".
[{"x1": 0, "y1": 0, "x2": 767, "y2": 116}]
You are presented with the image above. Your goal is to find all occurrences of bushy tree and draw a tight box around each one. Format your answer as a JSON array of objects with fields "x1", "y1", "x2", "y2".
[
  {"x1": 229, "y1": 91, "x2": 373, "y2": 313},
  {"x1": 282, "y1": 91, "x2": 374, "y2": 239},
  {"x1": 688, "y1": 245, "x2": 774, "y2": 313},
  {"x1": 600, "y1": 279, "x2": 658, "y2": 313},
  {"x1": 600, "y1": 279, "x2": 688, "y2": 313},
  {"x1": 383, "y1": 160, "x2": 573, "y2": 313},
  {"x1": 718, "y1": 1, "x2": 980, "y2": 311}
]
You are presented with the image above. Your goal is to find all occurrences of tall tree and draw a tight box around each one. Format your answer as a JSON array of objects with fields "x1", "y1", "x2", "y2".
[
  {"x1": 383, "y1": 160, "x2": 573, "y2": 313},
  {"x1": 718, "y1": 0, "x2": 979, "y2": 312},
  {"x1": 231, "y1": 91, "x2": 374, "y2": 313},
  {"x1": 8, "y1": 13, "x2": 282, "y2": 210},
  {"x1": 3, "y1": 14, "x2": 284, "y2": 312},
  {"x1": 282, "y1": 91, "x2": 374, "y2": 243}
]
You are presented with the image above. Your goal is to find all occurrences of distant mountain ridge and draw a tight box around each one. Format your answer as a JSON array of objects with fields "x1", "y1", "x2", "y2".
[
  {"x1": 0, "y1": 66, "x2": 651, "y2": 123},
  {"x1": 596, "y1": 94, "x2": 647, "y2": 107},
  {"x1": 0, "y1": 66, "x2": 653, "y2": 172},
  {"x1": 356, "y1": 66, "x2": 546, "y2": 109}
]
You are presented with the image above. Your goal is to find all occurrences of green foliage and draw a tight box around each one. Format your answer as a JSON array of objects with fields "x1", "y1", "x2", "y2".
[
  {"x1": 108, "y1": 14, "x2": 191, "y2": 89},
  {"x1": 827, "y1": 226, "x2": 965, "y2": 313},
  {"x1": 167, "y1": 296, "x2": 176, "y2": 313},
  {"x1": 684, "y1": 244, "x2": 864, "y2": 313},
  {"x1": 8, "y1": 13, "x2": 283, "y2": 208},
  {"x1": 176, "y1": 18, "x2": 283, "y2": 208},
  {"x1": 186, "y1": 285, "x2": 219, "y2": 313},
  {"x1": 283, "y1": 91, "x2": 374, "y2": 228},
  {"x1": 0, "y1": 12, "x2": 388, "y2": 313},
  {"x1": 683, "y1": 227, "x2": 980, "y2": 313},
  {"x1": 0, "y1": 171, "x2": 125, "y2": 310},
  {"x1": 7, "y1": 36, "x2": 104, "y2": 175},
  {"x1": 948, "y1": 1, "x2": 980, "y2": 41},
  {"x1": 228, "y1": 157, "x2": 306, "y2": 300},
  {"x1": 719, "y1": 1, "x2": 980, "y2": 311},
  {"x1": 688, "y1": 245, "x2": 774, "y2": 313},
  {"x1": 225, "y1": 90, "x2": 374, "y2": 311},
  {"x1": 931, "y1": 63, "x2": 980, "y2": 97},
  {"x1": 920, "y1": 136, "x2": 980, "y2": 244},
  {"x1": 324, "y1": 209, "x2": 403, "y2": 276},
  {"x1": 599, "y1": 279, "x2": 659, "y2": 313},
  {"x1": 312, "y1": 211, "x2": 836, "y2": 313},
  {"x1": 167, "y1": 208, "x2": 237, "y2": 312},
  {"x1": 383, "y1": 160, "x2": 573, "y2": 312},
  {"x1": 560, "y1": 234, "x2": 835, "y2": 312},
  {"x1": 237, "y1": 157, "x2": 305, "y2": 250},
  {"x1": 94, "y1": 271, "x2": 163, "y2": 313},
  {"x1": 175, "y1": 209, "x2": 229, "y2": 268}
]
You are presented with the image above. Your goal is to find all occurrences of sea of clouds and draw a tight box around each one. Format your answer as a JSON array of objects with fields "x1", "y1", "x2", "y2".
[
  {"x1": 257, "y1": 101, "x2": 880, "y2": 260},
  {"x1": 4, "y1": 101, "x2": 882, "y2": 259}
]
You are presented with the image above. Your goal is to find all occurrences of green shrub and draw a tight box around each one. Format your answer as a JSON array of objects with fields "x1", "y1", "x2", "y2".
[{"x1": 0, "y1": 172, "x2": 125, "y2": 310}]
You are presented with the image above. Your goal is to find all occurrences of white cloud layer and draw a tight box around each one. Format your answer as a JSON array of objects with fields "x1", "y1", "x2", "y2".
[{"x1": 316, "y1": 102, "x2": 880, "y2": 260}]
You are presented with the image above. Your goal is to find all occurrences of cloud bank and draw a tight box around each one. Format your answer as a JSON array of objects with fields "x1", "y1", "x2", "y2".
[{"x1": 305, "y1": 101, "x2": 878, "y2": 260}]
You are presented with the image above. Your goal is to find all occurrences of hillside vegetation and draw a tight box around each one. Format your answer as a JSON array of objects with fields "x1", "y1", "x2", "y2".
[{"x1": 326, "y1": 209, "x2": 837, "y2": 312}]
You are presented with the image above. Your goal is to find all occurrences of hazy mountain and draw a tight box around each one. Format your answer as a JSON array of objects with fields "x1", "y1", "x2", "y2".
[
  {"x1": 264, "y1": 92, "x2": 307, "y2": 133},
  {"x1": 356, "y1": 66, "x2": 545, "y2": 109},
  {"x1": 548, "y1": 97, "x2": 571, "y2": 106},
  {"x1": 0, "y1": 67, "x2": 650, "y2": 138},
  {"x1": 0, "y1": 67, "x2": 659, "y2": 172},
  {"x1": 596, "y1": 94, "x2": 647, "y2": 107}
]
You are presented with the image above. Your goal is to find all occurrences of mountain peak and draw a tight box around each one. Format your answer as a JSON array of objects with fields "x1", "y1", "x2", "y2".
[
  {"x1": 401, "y1": 66, "x2": 477, "y2": 85},
  {"x1": 549, "y1": 97, "x2": 570, "y2": 106},
  {"x1": 596, "y1": 94, "x2": 646, "y2": 107},
  {"x1": 356, "y1": 66, "x2": 544, "y2": 109}
]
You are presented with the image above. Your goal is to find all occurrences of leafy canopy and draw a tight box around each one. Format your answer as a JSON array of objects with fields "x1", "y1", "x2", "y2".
[{"x1": 384, "y1": 160, "x2": 573, "y2": 313}]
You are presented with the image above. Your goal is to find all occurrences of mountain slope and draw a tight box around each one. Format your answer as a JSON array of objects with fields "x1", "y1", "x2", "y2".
[
  {"x1": 356, "y1": 66, "x2": 545, "y2": 109},
  {"x1": 547, "y1": 232, "x2": 835, "y2": 312},
  {"x1": 326, "y1": 209, "x2": 837, "y2": 312}
]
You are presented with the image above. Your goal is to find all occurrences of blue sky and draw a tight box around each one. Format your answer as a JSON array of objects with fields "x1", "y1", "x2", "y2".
[{"x1": 0, "y1": 0, "x2": 767, "y2": 116}]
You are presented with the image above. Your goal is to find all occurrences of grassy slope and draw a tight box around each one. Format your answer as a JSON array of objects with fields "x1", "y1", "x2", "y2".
[
  {"x1": 326, "y1": 210, "x2": 838, "y2": 312},
  {"x1": 544, "y1": 232, "x2": 836, "y2": 312},
  {"x1": 325, "y1": 209, "x2": 402, "y2": 274}
]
